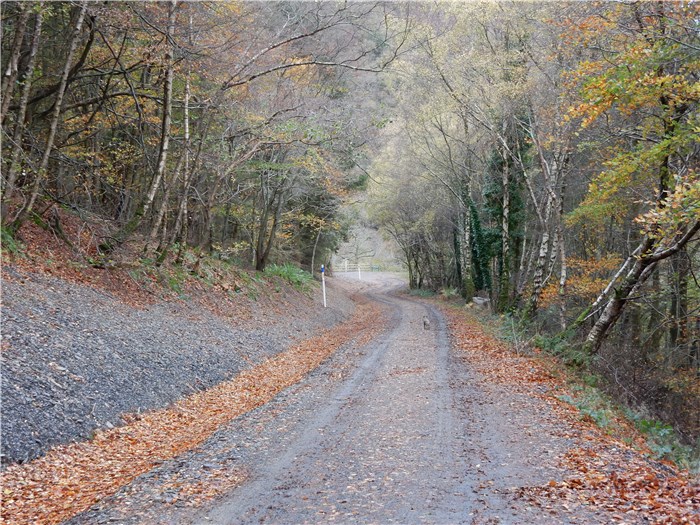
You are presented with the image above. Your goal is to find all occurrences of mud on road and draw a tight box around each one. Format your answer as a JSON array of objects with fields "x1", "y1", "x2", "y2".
[{"x1": 69, "y1": 273, "x2": 611, "y2": 524}]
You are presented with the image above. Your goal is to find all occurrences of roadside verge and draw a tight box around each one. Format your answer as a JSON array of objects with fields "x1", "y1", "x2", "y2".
[
  {"x1": 440, "y1": 303, "x2": 698, "y2": 524},
  {"x1": 1, "y1": 288, "x2": 387, "y2": 525}
]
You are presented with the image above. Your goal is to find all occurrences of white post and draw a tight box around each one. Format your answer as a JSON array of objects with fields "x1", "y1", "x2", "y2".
[
  {"x1": 321, "y1": 264, "x2": 327, "y2": 308},
  {"x1": 344, "y1": 259, "x2": 348, "y2": 272},
  {"x1": 358, "y1": 263, "x2": 362, "y2": 281}
]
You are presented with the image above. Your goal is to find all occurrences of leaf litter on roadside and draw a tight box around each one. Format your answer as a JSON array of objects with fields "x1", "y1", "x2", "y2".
[
  {"x1": 443, "y1": 306, "x2": 699, "y2": 525},
  {"x1": 1, "y1": 295, "x2": 387, "y2": 525}
]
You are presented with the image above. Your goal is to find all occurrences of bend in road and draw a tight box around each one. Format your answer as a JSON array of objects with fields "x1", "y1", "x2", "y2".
[{"x1": 196, "y1": 272, "x2": 477, "y2": 524}]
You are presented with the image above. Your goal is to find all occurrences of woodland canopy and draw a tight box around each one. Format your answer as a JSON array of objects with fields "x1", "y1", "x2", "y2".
[{"x1": 2, "y1": 1, "x2": 699, "y2": 448}]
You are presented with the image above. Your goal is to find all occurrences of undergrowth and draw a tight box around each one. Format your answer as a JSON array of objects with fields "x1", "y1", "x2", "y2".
[
  {"x1": 1, "y1": 226, "x2": 22, "y2": 256},
  {"x1": 533, "y1": 332, "x2": 592, "y2": 368},
  {"x1": 557, "y1": 384, "x2": 700, "y2": 473},
  {"x1": 628, "y1": 414, "x2": 700, "y2": 473},
  {"x1": 263, "y1": 263, "x2": 313, "y2": 291},
  {"x1": 440, "y1": 287, "x2": 461, "y2": 300},
  {"x1": 491, "y1": 313, "x2": 700, "y2": 474},
  {"x1": 409, "y1": 288, "x2": 435, "y2": 297}
]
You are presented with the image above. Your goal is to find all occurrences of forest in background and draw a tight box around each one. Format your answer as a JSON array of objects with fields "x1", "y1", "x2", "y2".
[
  {"x1": 368, "y1": 1, "x2": 699, "y2": 452},
  {"x1": 1, "y1": 1, "x2": 406, "y2": 272},
  {"x1": 1, "y1": 2, "x2": 699, "y2": 458}
]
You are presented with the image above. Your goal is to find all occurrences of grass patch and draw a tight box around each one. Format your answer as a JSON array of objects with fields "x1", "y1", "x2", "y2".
[
  {"x1": 408, "y1": 288, "x2": 436, "y2": 297},
  {"x1": 263, "y1": 263, "x2": 314, "y2": 291}
]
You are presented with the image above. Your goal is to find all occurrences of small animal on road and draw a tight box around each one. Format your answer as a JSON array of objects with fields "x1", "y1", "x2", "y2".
[{"x1": 423, "y1": 315, "x2": 431, "y2": 330}]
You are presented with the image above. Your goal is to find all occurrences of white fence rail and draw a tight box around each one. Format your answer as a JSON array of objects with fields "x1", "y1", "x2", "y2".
[
  {"x1": 333, "y1": 260, "x2": 385, "y2": 280},
  {"x1": 335, "y1": 261, "x2": 384, "y2": 272}
]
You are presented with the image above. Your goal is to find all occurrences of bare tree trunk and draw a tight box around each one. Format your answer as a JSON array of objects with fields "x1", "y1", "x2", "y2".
[
  {"x1": 255, "y1": 172, "x2": 274, "y2": 270},
  {"x1": 9, "y1": 2, "x2": 87, "y2": 232},
  {"x1": 585, "y1": 222, "x2": 700, "y2": 353},
  {"x1": 678, "y1": 250, "x2": 689, "y2": 358},
  {"x1": 0, "y1": 3, "x2": 31, "y2": 125},
  {"x1": 497, "y1": 149, "x2": 510, "y2": 311},
  {"x1": 255, "y1": 189, "x2": 286, "y2": 272},
  {"x1": 147, "y1": 150, "x2": 185, "y2": 255},
  {"x1": 459, "y1": 200, "x2": 473, "y2": 298},
  {"x1": 2, "y1": 8, "x2": 43, "y2": 220},
  {"x1": 101, "y1": 0, "x2": 176, "y2": 252},
  {"x1": 459, "y1": 117, "x2": 474, "y2": 298},
  {"x1": 557, "y1": 201, "x2": 568, "y2": 330},
  {"x1": 170, "y1": 27, "x2": 192, "y2": 254},
  {"x1": 173, "y1": 100, "x2": 211, "y2": 263},
  {"x1": 670, "y1": 248, "x2": 690, "y2": 354},
  {"x1": 142, "y1": 0, "x2": 176, "y2": 227},
  {"x1": 254, "y1": 164, "x2": 292, "y2": 271},
  {"x1": 527, "y1": 190, "x2": 554, "y2": 316},
  {"x1": 548, "y1": 220, "x2": 559, "y2": 280}
]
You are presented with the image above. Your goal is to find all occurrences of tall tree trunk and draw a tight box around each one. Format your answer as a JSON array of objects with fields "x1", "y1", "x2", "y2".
[
  {"x1": 141, "y1": 0, "x2": 176, "y2": 229},
  {"x1": 255, "y1": 174, "x2": 275, "y2": 270},
  {"x1": 9, "y1": 2, "x2": 87, "y2": 232},
  {"x1": 527, "y1": 191, "x2": 554, "y2": 316},
  {"x1": 173, "y1": 110, "x2": 215, "y2": 263},
  {"x1": 2, "y1": 8, "x2": 43, "y2": 221},
  {"x1": 147, "y1": 150, "x2": 185, "y2": 256},
  {"x1": 497, "y1": 151, "x2": 510, "y2": 311},
  {"x1": 557, "y1": 196, "x2": 568, "y2": 330},
  {"x1": 514, "y1": 224, "x2": 527, "y2": 300},
  {"x1": 172, "y1": 10, "x2": 194, "y2": 263},
  {"x1": 255, "y1": 188, "x2": 286, "y2": 272},
  {"x1": 101, "y1": 0, "x2": 176, "y2": 253},
  {"x1": 670, "y1": 248, "x2": 690, "y2": 357},
  {"x1": 458, "y1": 116, "x2": 474, "y2": 298},
  {"x1": 0, "y1": 3, "x2": 31, "y2": 125},
  {"x1": 458, "y1": 205, "x2": 473, "y2": 297}
]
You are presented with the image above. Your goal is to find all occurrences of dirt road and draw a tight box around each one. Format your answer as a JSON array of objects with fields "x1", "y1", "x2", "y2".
[
  {"x1": 196, "y1": 272, "x2": 476, "y2": 523},
  {"x1": 68, "y1": 273, "x2": 609, "y2": 524}
]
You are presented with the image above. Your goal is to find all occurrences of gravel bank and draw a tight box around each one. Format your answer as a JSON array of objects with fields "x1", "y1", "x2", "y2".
[{"x1": 1, "y1": 266, "x2": 355, "y2": 465}]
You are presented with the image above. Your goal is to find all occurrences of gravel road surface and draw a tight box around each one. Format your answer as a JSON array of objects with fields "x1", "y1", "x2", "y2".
[{"x1": 198, "y1": 272, "x2": 475, "y2": 524}]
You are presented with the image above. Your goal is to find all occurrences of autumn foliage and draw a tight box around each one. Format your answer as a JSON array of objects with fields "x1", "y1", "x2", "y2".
[{"x1": 444, "y1": 306, "x2": 699, "y2": 525}]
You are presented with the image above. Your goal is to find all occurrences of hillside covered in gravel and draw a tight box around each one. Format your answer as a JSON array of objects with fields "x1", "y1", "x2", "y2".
[{"x1": 1, "y1": 265, "x2": 354, "y2": 465}]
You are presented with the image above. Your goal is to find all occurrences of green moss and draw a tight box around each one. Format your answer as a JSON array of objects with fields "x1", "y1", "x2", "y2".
[{"x1": 1, "y1": 226, "x2": 22, "y2": 255}]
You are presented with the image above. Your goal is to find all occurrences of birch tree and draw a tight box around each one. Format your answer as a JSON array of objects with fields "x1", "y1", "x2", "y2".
[{"x1": 9, "y1": 1, "x2": 87, "y2": 231}]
